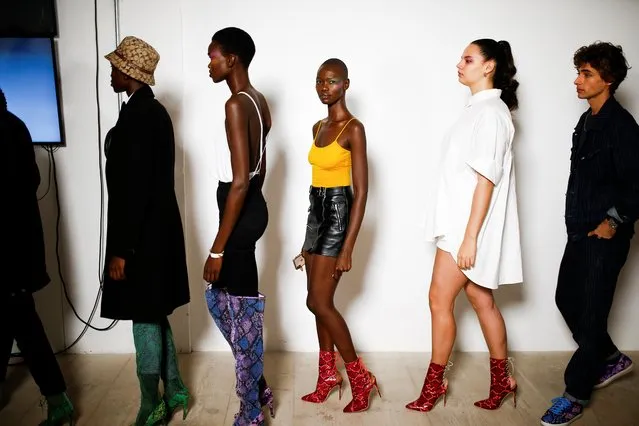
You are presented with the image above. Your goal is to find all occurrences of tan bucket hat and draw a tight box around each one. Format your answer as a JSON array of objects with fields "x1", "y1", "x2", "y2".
[{"x1": 105, "y1": 36, "x2": 160, "y2": 86}]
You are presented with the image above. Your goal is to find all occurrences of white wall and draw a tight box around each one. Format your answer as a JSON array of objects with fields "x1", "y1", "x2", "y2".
[{"x1": 37, "y1": 0, "x2": 639, "y2": 354}]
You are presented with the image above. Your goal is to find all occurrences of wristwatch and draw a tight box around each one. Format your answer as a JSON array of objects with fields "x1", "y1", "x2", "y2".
[{"x1": 607, "y1": 216, "x2": 619, "y2": 231}]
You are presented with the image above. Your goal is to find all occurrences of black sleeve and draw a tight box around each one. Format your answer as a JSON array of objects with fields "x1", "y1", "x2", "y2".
[
  {"x1": 109, "y1": 111, "x2": 155, "y2": 257},
  {"x1": 4, "y1": 116, "x2": 39, "y2": 207},
  {"x1": 611, "y1": 115, "x2": 639, "y2": 224}
]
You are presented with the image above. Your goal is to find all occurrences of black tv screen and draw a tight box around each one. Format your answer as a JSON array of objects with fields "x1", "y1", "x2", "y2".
[
  {"x1": 0, "y1": 0, "x2": 58, "y2": 37},
  {"x1": 0, "y1": 37, "x2": 64, "y2": 145}
]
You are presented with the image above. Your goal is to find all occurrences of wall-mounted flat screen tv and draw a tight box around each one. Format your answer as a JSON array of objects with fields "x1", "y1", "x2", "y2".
[{"x1": 0, "y1": 37, "x2": 64, "y2": 145}]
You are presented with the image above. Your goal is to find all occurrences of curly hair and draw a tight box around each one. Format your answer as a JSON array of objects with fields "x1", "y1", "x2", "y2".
[{"x1": 573, "y1": 42, "x2": 630, "y2": 95}]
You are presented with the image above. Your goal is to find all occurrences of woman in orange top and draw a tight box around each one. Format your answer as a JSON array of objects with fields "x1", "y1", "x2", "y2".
[{"x1": 299, "y1": 58, "x2": 379, "y2": 413}]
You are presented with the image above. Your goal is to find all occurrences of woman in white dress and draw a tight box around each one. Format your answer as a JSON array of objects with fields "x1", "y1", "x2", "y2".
[{"x1": 406, "y1": 39, "x2": 522, "y2": 413}]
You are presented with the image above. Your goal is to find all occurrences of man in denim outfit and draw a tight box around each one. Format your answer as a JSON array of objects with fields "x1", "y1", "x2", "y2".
[{"x1": 541, "y1": 42, "x2": 639, "y2": 426}]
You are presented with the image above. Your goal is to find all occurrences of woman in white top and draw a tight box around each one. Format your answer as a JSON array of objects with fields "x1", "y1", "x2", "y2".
[
  {"x1": 407, "y1": 39, "x2": 522, "y2": 413},
  {"x1": 202, "y1": 27, "x2": 274, "y2": 425}
]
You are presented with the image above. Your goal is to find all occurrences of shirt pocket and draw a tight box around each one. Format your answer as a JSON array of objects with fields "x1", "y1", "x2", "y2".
[{"x1": 577, "y1": 145, "x2": 615, "y2": 186}]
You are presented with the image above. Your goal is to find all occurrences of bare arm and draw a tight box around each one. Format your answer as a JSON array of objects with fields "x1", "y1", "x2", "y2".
[
  {"x1": 342, "y1": 121, "x2": 368, "y2": 252},
  {"x1": 210, "y1": 97, "x2": 251, "y2": 253},
  {"x1": 334, "y1": 121, "x2": 368, "y2": 278},
  {"x1": 300, "y1": 121, "x2": 323, "y2": 256},
  {"x1": 457, "y1": 174, "x2": 494, "y2": 270},
  {"x1": 465, "y1": 174, "x2": 494, "y2": 240},
  {"x1": 457, "y1": 109, "x2": 509, "y2": 270}
]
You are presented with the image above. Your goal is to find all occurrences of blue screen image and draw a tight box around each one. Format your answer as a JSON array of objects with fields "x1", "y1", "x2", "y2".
[{"x1": 0, "y1": 37, "x2": 63, "y2": 144}]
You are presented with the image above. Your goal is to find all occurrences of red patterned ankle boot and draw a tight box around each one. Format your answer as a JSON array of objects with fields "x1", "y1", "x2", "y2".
[
  {"x1": 405, "y1": 361, "x2": 449, "y2": 412},
  {"x1": 301, "y1": 351, "x2": 343, "y2": 403},
  {"x1": 343, "y1": 357, "x2": 381, "y2": 413},
  {"x1": 474, "y1": 357, "x2": 517, "y2": 410}
]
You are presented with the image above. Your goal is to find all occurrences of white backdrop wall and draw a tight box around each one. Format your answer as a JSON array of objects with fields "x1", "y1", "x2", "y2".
[{"x1": 33, "y1": 0, "x2": 639, "y2": 354}]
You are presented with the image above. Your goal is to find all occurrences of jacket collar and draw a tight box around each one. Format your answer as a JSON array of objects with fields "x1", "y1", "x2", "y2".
[{"x1": 584, "y1": 96, "x2": 620, "y2": 131}]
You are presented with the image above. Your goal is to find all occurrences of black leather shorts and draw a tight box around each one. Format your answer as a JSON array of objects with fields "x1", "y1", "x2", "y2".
[{"x1": 303, "y1": 186, "x2": 352, "y2": 257}]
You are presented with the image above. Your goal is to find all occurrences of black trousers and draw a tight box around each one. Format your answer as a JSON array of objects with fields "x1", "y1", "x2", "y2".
[
  {"x1": 555, "y1": 236, "x2": 630, "y2": 401},
  {"x1": 0, "y1": 291, "x2": 66, "y2": 396}
]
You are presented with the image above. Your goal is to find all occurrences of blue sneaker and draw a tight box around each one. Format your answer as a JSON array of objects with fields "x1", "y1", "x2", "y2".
[
  {"x1": 540, "y1": 397, "x2": 584, "y2": 426},
  {"x1": 594, "y1": 353, "x2": 633, "y2": 389}
]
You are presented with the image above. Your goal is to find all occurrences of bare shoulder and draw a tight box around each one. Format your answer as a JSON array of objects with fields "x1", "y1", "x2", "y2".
[
  {"x1": 224, "y1": 94, "x2": 245, "y2": 114},
  {"x1": 346, "y1": 118, "x2": 366, "y2": 138},
  {"x1": 312, "y1": 118, "x2": 327, "y2": 135}
]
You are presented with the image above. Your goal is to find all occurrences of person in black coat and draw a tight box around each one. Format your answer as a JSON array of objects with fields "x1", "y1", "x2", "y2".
[
  {"x1": 0, "y1": 87, "x2": 75, "y2": 425},
  {"x1": 102, "y1": 36, "x2": 190, "y2": 425}
]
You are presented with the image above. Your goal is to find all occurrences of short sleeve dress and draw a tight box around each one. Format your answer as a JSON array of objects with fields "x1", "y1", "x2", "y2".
[{"x1": 425, "y1": 89, "x2": 523, "y2": 289}]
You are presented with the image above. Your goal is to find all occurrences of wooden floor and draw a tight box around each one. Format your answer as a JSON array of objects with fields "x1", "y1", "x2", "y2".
[{"x1": 1, "y1": 352, "x2": 638, "y2": 425}]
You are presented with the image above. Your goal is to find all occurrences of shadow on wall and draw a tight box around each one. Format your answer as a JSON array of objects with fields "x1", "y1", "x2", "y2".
[
  {"x1": 259, "y1": 143, "x2": 286, "y2": 351},
  {"x1": 251, "y1": 86, "x2": 285, "y2": 352},
  {"x1": 333, "y1": 157, "x2": 377, "y2": 335},
  {"x1": 324, "y1": 93, "x2": 379, "y2": 346},
  {"x1": 158, "y1": 92, "x2": 191, "y2": 353},
  {"x1": 610, "y1": 223, "x2": 639, "y2": 345},
  {"x1": 33, "y1": 149, "x2": 66, "y2": 353}
]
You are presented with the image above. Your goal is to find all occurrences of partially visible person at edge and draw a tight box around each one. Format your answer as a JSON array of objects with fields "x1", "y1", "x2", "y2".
[
  {"x1": 540, "y1": 41, "x2": 639, "y2": 426},
  {"x1": 101, "y1": 36, "x2": 190, "y2": 426},
  {"x1": 203, "y1": 27, "x2": 274, "y2": 426},
  {"x1": 298, "y1": 58, "x2": 381, "y2": 413},
  {"x1": 407, "y1": 39, "x2": 523, "y2": 413},
  {"x1": 0, "y1": 87, "x2": 75, "y2": 425}
]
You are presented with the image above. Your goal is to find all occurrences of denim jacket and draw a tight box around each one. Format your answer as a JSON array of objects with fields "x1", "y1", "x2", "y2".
[{"x1": 565, "y1": 96, "x2": 639, "y2": 241}]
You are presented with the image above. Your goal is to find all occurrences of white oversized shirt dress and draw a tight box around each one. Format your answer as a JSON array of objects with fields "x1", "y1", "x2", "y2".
[{"x1": 425, "y1": 89, "x2": 523, "y2": 289}]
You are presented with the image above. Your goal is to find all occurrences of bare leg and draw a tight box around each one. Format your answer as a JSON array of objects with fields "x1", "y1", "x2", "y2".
[
  {"x1": 429, "y1": 249, "x2": 469, "y2": 365},
  {"x1": 305, "y1": 253, "x2": 357, "y2": 362},
  {"x1": 464, "y1": 282, "x2": 516, "y2": 387},
  {"x1": 464, "y1": 283, "x2": 508, "y2": 359},
  {"x1": 304, "y1": 252, "x2": 335, "y2": 353}
]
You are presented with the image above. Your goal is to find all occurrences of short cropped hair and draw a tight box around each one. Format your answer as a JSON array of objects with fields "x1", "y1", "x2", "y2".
[{"x1": 212, "y1": 27, "x2": 256, "y2": 68}]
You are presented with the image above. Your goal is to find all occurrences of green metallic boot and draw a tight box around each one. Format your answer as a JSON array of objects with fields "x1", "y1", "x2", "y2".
[
  {"x1": 39, "y1": 392, "x2": 74, "y2": 426},
  {"x1": 160, "y1": 320, "x2": 190, "y2": 421}
]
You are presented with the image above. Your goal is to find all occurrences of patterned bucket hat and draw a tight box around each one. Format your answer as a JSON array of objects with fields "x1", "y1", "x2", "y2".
[{"x1": 105, "y1": 36, "x2": 159, "y2": 86}]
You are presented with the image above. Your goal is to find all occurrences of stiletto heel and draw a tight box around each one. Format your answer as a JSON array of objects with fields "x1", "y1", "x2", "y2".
[
  {"x1": 474, "y1": 357, "x2": 517, "y2": 410},
  {"x1": 301, "y1": 351, "x2": 344, "y2": 403},
  {"x1": 374, "y1": 381, "x2": 382, "y2": 398},
  {"x1": 343, "y1": 358, "x2": 379, "y2": 413},
  {"x1": 406, "y1": 361, "x2": 451, "y2": 412},
  {"x1": 165, "y1": 388, "x2": 190, "y2": 420},
  {"x1": 338, "y1": 381, "x2": 344, "y2": 400},
  {"x1": 259, "y1": 384, "x2": 275, "y2": 418}
]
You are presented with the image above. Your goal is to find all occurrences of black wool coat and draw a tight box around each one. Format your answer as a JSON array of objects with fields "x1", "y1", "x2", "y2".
[{"x1": 101, "y1": 86, "x2": 189, "y2": 321}]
